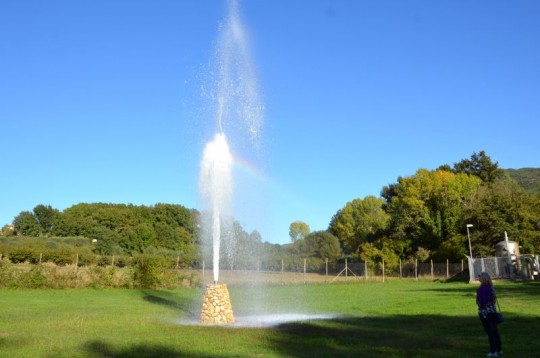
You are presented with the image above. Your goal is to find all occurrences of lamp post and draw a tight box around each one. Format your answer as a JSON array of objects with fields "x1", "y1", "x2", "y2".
[{"x1": 466, "y1": 224, "x2": 473, "y2": 258}]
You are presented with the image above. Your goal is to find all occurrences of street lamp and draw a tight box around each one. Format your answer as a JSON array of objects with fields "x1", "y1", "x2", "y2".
[{"x1": 466, "y1": 224, "x2": 473, "y2": 258}]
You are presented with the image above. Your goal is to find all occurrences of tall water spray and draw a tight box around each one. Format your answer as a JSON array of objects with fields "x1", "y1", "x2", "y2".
[
  {"x1": 199, "y1": 133, "x2": 233, "y2": 283},
  {"x1": 199, "y1": 0, "x2": 263, "y2": 284}
]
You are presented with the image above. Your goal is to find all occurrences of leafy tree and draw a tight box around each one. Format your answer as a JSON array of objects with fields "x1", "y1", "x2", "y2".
[
  {"x1": 293, "y1": 231, "x2": 341, "y2": 260},
  {"x1": 329, "y1": 196, "x2": 389, "y2": 254},
  {"x1": 453, "y1": 150, "x2": 503, "y2": 183},
  {"x1": 358, "y1": 238, "x2": 400, "y2": 271},
  {"x1": 289, "y1": 221, "x2": 310, "y2": 243},
  {"x1": 33, "y1": 204, "x2": 59, "y2": 236},
  {"x1": 464, "y1": 177, "x2": 540, "y2": 256},
  {"x1": 13, "y1": 211, "x2": 39, "y2": 236},
  {"x1": 383, "y1": 169, "x2": 482, "y2": 257}
]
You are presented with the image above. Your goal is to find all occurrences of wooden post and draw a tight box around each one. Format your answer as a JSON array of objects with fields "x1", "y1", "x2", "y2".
[
  {"x1": 176, "y1": 256, "x2": 180, "y2": 270},
  {"x1": 325, "y1": 258, "x2": 328, "y2": 282},
  {"x1": 415, "y1": 259, "x2": 418, "y2": 280},
  {"x1": 39, "y1": 252, "x2": 43, "y2": 265},
  {"x1": 399, "y1": 259, "x2": 402, "y2": 279},
  {"x1": 202, "y1": 260, "x2": 205, "y2": 283},
  {"x1": 303, "y1": 258, "x2": 306, "y2": 284},
  {"x1": 461, "y1": 259, "x2": 464, "y2": 272},
  {"x1": 111, "y1": 255, "x2": 115, "y2": 267},
  {"x1": 281, "y1": 258, "x2": 284, "y2": 285},
  {"x1": 365, "y1": 261, "x2": 368, "y2": 280},
  {"x1": 75, "y1": 254, "x2": 79, "y2": 271},
  {"x1": 382, "y1": 259, "x2": 385, "y2": 283},
  {"x1": 446, "y1": 259, "x2": 449, "y2": 278},
  {"x1": 431, "y1": 259, "x2": 434, "y2": 280},
  {"x1": 345, "y1": 258, "x2": 348, "y2": 280}
]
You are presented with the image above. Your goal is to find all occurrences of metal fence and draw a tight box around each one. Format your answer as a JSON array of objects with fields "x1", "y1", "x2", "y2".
[
  {"x1": 199, "y1": 258, "x2": 468, "y2": 285},
  {"x1": 467, "y1": 255, "x2": 540, "y2": 282}
]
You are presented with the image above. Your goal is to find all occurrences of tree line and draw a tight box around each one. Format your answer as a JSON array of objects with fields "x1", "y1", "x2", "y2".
[
  {"x1": 1, "y1": 151, "x2": 539, "y2": 272},
  {"x1": 324, "y1": 151, "x2": 540, "y2": 272}
]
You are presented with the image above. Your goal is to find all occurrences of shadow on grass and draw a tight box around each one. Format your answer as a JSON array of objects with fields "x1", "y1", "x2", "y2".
[
  {"x1": 78, "y1": 312, "x2": 540, "y2": 357},
  {"x1": 268, "y1": 315, "x2": 484, "y2": 358},
  {"x1": 418, "y1": 280, "x2": 540, "y2": 301},
  {"x1": 139, "y1": 289, "x2": 196, "y2": 312},
  {"x1": 82, "y1": 340, "x2": 214, "y2": 358}
]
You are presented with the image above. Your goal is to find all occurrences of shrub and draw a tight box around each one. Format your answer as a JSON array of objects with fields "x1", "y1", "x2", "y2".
[
  {"x1": 0, "y1": 260, "x2": 15, "y2": 287},
  {"x1": 7, "y1": 245, "x2": 41, "y2": 264},
  {"x1": 132, "y1": 254, "x2": 175, "y2": 289},
  {"x1": 18, "y1": 266, "x2": 50, "y2": 288},
  {"x1": 44, "y1": 246, "x2": 75, "y2": 266}
]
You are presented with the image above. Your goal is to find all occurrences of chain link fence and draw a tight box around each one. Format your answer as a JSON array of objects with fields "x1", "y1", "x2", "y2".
[
  {"x1": 467, "y1": 255, "x2": 540, "y2": 282},
  {"x1": 199, "y1": 258, "x2": 469, "y2": 285}
]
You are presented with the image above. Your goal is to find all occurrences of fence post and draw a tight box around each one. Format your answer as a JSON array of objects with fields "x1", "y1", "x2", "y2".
[
  {"x1": 75, "y1": 254, "x2": 79, "y2": 271},
  {"x1": 382, "y1": 259, "x2": 385, "y2": 283},
  {"x1": 176, "y1": 256, "x2": 180, "y2": 270},
  {"x1": 431, "y1": 259, "x2": 434, "y2": 280},
  {"x1": 365, "y1": 261, "x2": 368, "y2": 280},
  {"x1": 399, "y1": 259, "x2": 402, "y2": 279},
  {"x1": 446, "y1": 259, "x2": 449, "y2": 278},
  {"x1": 415, "y1": 259, "x2": 418, "y2": 281},
  {"x1": 39, "y1": 252, "x2": 43, "y2": 265},
  {"x1": 325, "y1": 258, "x2": 328, "y2": 282},
  {"x1": 111, "y1": 255, "x2": 115, "y2": 267},
  {"x1": 461, "y1": 259, "x2": 464, "y2": 272},
  {"x1": 202, "y1": 260, "x2": 205, "y2": 283},
  {"x1": 345, "y1": 258, "x2": 348, "y2": 280},
  {"x1": 303, "y1": 258, "x2": 306, "y2": 284},
  {"x1": 281, "y1": 258, "x2": 284, "y2": 285}
]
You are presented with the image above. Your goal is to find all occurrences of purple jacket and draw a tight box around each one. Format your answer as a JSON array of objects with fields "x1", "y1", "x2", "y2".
[{"x1": 476, "y1": 284, "x2": 497, "y2": 318}]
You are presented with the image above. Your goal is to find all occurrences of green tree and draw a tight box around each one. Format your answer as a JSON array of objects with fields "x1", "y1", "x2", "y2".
[
  {"x1": 289, "y1": 221, "x2": 310, "y2": 243},
  {"x1": 453, "y1": 150, "x2": 503, "y2": 183},
  {"x1": 464, "y1": 178, "x2": 540, "y2": 256},
  {"x1": 13, "y1": 211, "x2": 39, "y2": 236},
  {"x1": 33, "y1": 204, "x2": 59, "y2": 236},
  {"x1": 291, "y1": 230, "x2": 341, "y2": 271},
  {"x1": 383, "y1": 169, "x2": 482, "y2": 257},
  {"x1": 329, "y1": 196, "x2": 389, "y2": 254}
]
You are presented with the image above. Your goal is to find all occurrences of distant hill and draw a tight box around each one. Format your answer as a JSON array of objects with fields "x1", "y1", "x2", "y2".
[{"x1": 504, "y1": 168, "x2": 540, "y2": 195}]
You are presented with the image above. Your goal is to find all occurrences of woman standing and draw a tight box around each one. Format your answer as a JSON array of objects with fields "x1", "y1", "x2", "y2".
[{"x1": 476, "y1": 272, "x2": 503, "y2": 357}]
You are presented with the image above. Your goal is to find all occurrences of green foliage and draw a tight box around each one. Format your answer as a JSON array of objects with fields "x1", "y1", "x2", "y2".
[
  {"x1": 289, "y1": 221, "x2": 310, "y2": 243},
  {"x1": 17, "y1": 265, "x2": 50, "y2": 288},
  {"x1": 504, "y1": 167, "x2": 540, "y2": 195},
  {"x1": 383, "y1": 169, "x2": 482, "y2": 256},
  {"x1": 453, "y1": 150, "x2": 503, "y2": 183},
  {"x1": 13, "y1": 211, "x2": 40, "y2": 236},
  {"x1": 32, "y1": 204, "x2": 60, "y2": 236},
  {"x1": 358, "y1": 238, "x2": 400, "y2": 271},
  {"x1": 132, "y1": 254, "x2": 175, "y2": 289},
  {"x1": 49, "y1": 202, "x2": 198, "y2": 261},
  {"x1": 294, "y1": 230, "x2": 341, "y2": 261},
  {"x1": 464, "y1": 177, "x2": 540, "y2": 256},
  {"x1": 329, "y1": 196, "x2": 389, "y2": 254}
]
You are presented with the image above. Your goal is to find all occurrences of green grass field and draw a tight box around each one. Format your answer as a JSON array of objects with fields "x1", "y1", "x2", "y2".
[{"x1": 1, "y1": 280, "x2": 538, "y2": 357}]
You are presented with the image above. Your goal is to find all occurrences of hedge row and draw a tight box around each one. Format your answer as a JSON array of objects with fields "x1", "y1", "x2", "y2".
[{"x1": 0, "y1": 255, "x2": 197, "y2": 289}]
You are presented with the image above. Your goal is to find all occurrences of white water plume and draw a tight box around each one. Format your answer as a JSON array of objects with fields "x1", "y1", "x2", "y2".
[
  {"x1": 198, "y1": 0, "x2": 264, "y2": 284},
  {"x1": 199, "y1": 133, "x2": 233, "y2": 282}
]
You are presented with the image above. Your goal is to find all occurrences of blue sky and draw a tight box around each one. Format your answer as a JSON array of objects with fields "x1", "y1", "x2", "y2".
[{"x1": 1, "y1": 0, "x2": 539, "y2": 244}]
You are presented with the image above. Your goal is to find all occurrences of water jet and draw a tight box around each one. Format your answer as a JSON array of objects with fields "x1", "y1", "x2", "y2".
[{"x1": 197, "y1": 0, "x2": 263, "y2": 325}]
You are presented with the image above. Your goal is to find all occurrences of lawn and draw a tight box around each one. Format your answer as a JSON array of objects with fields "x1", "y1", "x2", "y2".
[{"x1": 0, "y1": 280, "x2": 538, "y2": 357}]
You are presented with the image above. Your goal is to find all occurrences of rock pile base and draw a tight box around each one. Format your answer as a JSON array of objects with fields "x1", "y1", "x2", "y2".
[{"x1": 200, "y1": 283, "x2": 235, "y2": 325}]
